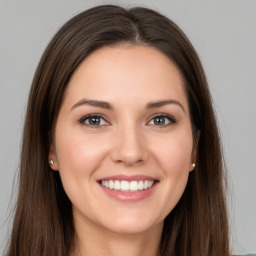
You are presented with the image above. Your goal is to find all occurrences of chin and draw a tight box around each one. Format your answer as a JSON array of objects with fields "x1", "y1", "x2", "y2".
[{"x1": 99, "y1": 214, "x2": 163, "y2": 235}]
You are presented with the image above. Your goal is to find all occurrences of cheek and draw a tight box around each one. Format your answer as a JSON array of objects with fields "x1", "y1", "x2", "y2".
[
  {"x1": 54, "y1": 130, "x2": 110, "y2": 208},
  {"x1": 55, "y1": 129, "x2": 109, "y2": 177},
  {"x1": 151, "y1": 134, "x2": 193, "y2": 217},
  {"x1": 154, "y1": 133, "x2": 193, "y2": 173}
]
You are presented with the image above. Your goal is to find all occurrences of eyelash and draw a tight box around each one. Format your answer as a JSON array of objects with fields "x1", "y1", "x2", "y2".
[
  {"x1": 79, "y1": 114, "x2": 109, "y2": 128},
  {"x1": 147, "y1": 113, "x2": 176, "y2": 127},
  {"x1": 79, "y1": 113, "x2": 176, "y2": 128}
]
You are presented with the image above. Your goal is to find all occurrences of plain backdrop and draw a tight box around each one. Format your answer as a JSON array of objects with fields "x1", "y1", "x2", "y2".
[{"x1": 0, "y1": 0, "x2": 255, "y2": 254}]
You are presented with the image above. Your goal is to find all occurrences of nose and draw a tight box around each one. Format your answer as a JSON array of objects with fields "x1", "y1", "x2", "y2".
[{"x1": 110, "y1": 124, "x2": 149, "y2": 166}]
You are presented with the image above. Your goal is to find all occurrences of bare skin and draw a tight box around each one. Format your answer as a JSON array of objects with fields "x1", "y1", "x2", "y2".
[
  {"x1": 72, "y1": 215, "x2": 162, "y2": 256},
  {"x1": 49, "y1": 44, "x2": 197, "y2": 256}
]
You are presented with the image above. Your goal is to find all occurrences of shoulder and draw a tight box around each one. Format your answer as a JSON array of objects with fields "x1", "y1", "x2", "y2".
[{"x1": 234, "y1": 254, "x2": 256, "y2": 256}]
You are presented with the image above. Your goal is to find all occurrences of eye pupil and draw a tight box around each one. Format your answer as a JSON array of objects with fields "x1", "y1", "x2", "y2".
[
  {"x1": 154, "y1": 117, "x2": 166, "y2": 125},
  {"x1": 89, "y1": 117, "x2": 100, "y2": 125}
]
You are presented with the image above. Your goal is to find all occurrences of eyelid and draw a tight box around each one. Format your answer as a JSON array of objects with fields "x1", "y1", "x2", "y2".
[
  {"x1": 78, "y1": 113, "x2": 176, "y2": 128},
  {"x1": 79, "y1": 113, "x2": 110, "y2": 127},
  {"x1": 147, "y1": 113, "x2": 176, "y2": 126}
]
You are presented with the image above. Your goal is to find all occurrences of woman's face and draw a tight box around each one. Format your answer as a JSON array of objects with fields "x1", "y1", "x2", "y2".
[{"x1": 50, "y1": 45, "x2": 196, "y2": 235}]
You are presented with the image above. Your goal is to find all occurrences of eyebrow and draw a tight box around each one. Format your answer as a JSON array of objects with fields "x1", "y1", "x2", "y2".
[
  {"x1": 71, "y1": 98, "x2": 185, "y2": 112},
  {"x1": 71, "y1": 99, "x2": 113, "y2": 110},
  {"x1": 146, "y1": 100, "x2": 185, "y2": 112}
]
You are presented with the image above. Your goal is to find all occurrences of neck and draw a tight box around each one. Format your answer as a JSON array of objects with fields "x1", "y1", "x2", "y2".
[{"x1": 71, "y1": 214, "x2": 163, "y2": 256}]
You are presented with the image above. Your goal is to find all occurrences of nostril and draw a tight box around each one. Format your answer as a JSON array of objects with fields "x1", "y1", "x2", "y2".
[
  {"x1": 110, "y1": 143, "x2": 148, "y2": 165},
  {"x1": 109, "y1": 129, "x2": 150, "y2": 166}
]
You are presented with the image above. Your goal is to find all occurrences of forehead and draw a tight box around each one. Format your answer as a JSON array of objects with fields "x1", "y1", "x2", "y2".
[{"x1": 62, "y1": 45, "x2": 188, "y2": 110}]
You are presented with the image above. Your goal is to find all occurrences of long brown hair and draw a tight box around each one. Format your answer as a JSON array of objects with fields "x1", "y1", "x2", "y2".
[{"x1": 6, "y1": 5, "x2": 230, "y2": 256}]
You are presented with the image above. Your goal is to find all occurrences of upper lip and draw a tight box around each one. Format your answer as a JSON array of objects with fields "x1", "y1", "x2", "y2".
[{"x1": 98, "y1": 175, "x2": 158, "y2": 182}]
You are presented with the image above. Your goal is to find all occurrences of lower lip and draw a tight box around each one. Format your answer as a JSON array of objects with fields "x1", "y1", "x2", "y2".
[{"x1": 99, "y1": 183, "x2": 158, "y2": 202}]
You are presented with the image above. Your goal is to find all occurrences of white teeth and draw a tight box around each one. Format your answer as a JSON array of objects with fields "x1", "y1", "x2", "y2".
[
  {"x1": 114, "y1": 180, "x2": 120, "y2": 190},
  {"x1": 109, "y1": 180, "x2": 114, "y2": 189},
  {"x1": 121, "y1": 181, "x2": 129, "y2": 191},
  {"x1": 101, "y1": 180, "x2": 155, "y2": 191},
  {"x1": 138, "y1": 181, "x2": 144, "y2": 190},
  {"x1": 143, "y1": 180, "x2": 148, "y2": 190},
  {"x1": 129, "y1": 181, "x2": 138, "y2": 191}
]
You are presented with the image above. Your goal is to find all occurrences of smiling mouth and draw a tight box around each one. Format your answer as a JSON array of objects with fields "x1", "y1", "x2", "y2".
[{"x1": 99, "y1": 180, "x2": 157, "y2": 192}]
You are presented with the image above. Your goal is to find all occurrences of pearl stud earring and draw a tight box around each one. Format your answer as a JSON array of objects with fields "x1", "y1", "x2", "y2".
[
  {"x1": 192, "y1": 163, "x2": 196, "y2": 168},
  {"x1": 49, "y1": 160, "x2": 54, "y2": 166}
]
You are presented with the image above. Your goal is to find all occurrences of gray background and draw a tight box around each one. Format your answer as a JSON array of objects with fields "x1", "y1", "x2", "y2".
[{"x1": 0, "y1": 0, "x2": 255, "y2": 254}]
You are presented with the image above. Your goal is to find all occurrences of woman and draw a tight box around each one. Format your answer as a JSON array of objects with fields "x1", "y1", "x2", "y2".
[{"x1": 6, "y1": 4, "x2": 231, "y2": 256}]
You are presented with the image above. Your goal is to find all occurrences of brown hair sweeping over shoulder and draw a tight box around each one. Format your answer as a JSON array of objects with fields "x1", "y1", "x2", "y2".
[{"x1": 6, "y1": 4, "x2": 230, "y2": 256}]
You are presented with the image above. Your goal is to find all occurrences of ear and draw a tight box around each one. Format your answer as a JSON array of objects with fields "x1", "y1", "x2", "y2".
[
  {"x1": 48, "y1": 139, "x2": 59, "y2": 171},
  {"x1": 189, "y1": 130, "x2": 200, "y2": 172}
]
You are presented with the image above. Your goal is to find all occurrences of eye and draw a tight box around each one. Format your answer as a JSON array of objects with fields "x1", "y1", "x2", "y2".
[
  {"x1": 148, "y1": 114, "x2": 176, "y2": 126},
  {"x1": 79, "y1": 114, "x2": 109, "y2": 127}
]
